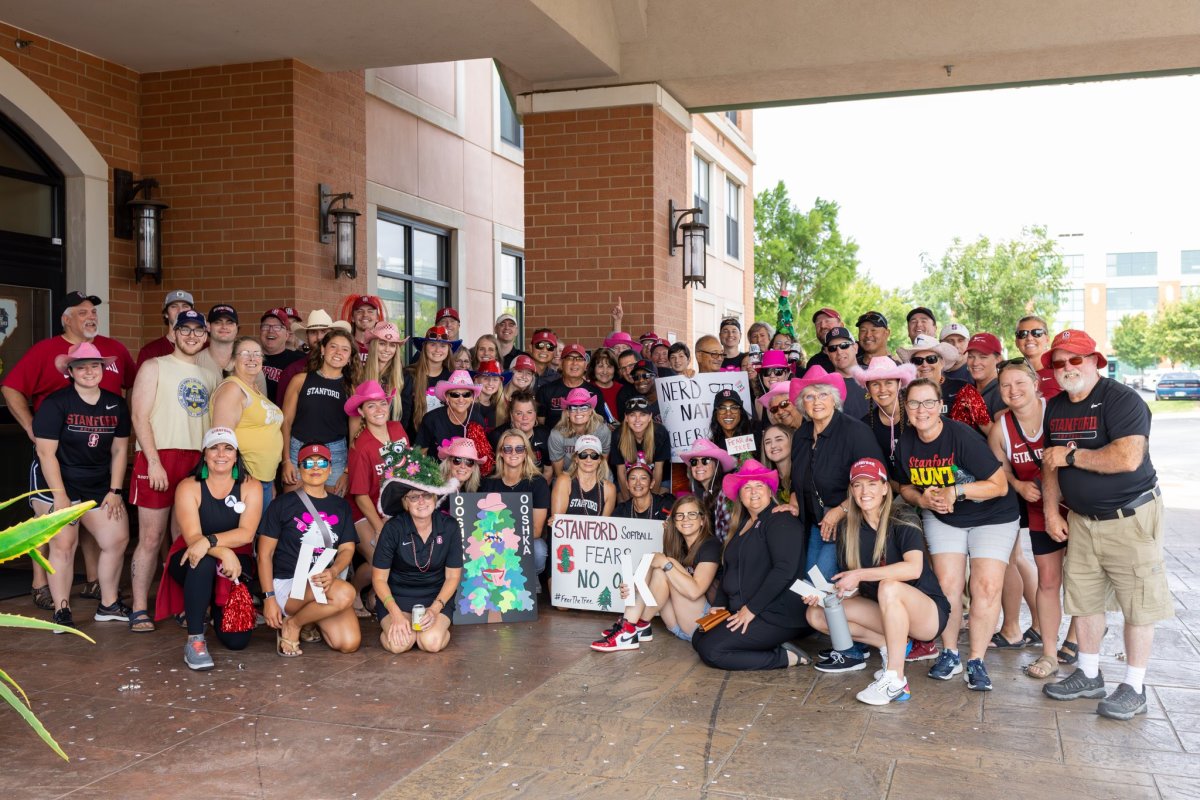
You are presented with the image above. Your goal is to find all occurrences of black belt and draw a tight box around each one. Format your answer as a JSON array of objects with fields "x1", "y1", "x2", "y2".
[{"x1": 1084, "y1": 486, "x2": 1160, "y2": 522}]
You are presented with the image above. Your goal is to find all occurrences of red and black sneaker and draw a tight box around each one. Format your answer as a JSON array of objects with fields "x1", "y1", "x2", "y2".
[
  {"x1": 906, "y1": 639, "x2": 940, "y2": 662},
  {"x1": 633, "y1": 619, "x2": 652, "y2": 642},
  {"x1": 590, "y1": 621, "x2": 640, "y2": 652}
]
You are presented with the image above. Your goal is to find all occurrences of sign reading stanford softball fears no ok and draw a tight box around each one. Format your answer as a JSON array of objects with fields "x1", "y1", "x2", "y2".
[
  {"x1": 550, "y1": 514, "x2": 664, "y2": 611},
  {"x1": 655, "y1": 371, "x2": 753, "y2": 462}
]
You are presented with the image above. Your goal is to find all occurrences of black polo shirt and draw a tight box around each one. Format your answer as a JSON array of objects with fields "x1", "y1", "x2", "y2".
[{"x1": 790, "y1": 411, "x2": 884, "y2": 527}]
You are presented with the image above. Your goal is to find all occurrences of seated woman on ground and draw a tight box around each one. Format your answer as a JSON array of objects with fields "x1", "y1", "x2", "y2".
[
  {"x1": 592, "y1": 493, "x2": 720, "y2": 651},
  {"x1": 803, "y1": 457, "x2": 951, "y2": 705},
  {"x1": 258, "y1": 442, "x2": 361, "y2": 657},
  {"x1": 372, "y1": 449, "x2": 462, "y2": 654},
  {"x1": 163, "y1": 427, "x2": 263, "y2": 670}
]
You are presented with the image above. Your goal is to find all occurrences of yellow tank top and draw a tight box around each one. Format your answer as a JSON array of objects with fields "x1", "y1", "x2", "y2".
[
  {"x1": 222, "y1": 375, "x2": 284, "y2": 481},
  {"x1": 141, "y1": 354, "x2": 219, "y2": 451}
]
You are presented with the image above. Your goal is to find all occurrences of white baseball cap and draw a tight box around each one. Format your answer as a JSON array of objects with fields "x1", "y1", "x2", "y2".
[
  {"x1": 574, "y1": 434, "x2": 603, "y2": 455},
  {"x1": 939, "y1": 322, "x2": 970, "y2": 341},
  {"x1": 202, "y1": 427, "x2": 239, "y2": 450},
  {"x1": 163, "y1": 290, "x2": 195, "y2": 310},
  {"x1": 495, "y1": 312, "x2": 517, "y2": 326}
]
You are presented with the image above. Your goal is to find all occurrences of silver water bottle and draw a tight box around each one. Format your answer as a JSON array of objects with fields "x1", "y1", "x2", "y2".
[{"x1": 823, "y1": 593, "x2": 854, "y2": 652}]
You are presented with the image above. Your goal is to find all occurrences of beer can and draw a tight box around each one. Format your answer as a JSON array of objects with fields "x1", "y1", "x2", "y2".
[{"x1": 411, "y1": 604, "x2": 426, "y2": 631}]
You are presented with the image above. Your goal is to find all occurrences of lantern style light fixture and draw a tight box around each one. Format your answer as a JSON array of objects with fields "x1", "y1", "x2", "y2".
[
  {"x1": 669, "y1": 199, "x2": 707, "y2": 288},
  {"x1": 113, "y1": 169, "x2": 169, "y2": 284},
  {"x1": 319, "y1": 184, "x2": 361, "y2": 279}
]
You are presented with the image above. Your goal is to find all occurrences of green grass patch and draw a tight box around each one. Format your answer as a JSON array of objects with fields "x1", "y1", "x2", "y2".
[{"x1": 1145, "y1": 398, "x2": 1200, "y2": 414}]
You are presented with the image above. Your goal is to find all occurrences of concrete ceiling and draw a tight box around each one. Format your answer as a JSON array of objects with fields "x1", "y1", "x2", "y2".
[{"x1": 3, "y1": 0, "x2": 1200, "y2": 109}]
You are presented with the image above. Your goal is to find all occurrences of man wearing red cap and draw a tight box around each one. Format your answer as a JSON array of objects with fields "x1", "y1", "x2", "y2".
[
  {"x1": 1039, "y1": 329, "x2": 1169, "y2": 720},
  {"x1": 259, "y1": 308, "x2": 305, "y2": 400},
  {"x1": 536, "y1": 343, "x2": 601, "y2": 429},
  {"x1": 806, "y1": 308, "x2": 842, "y2": 371},
  {"x1": 338, "y1": 294, "x2": 385, "y2": 361}
]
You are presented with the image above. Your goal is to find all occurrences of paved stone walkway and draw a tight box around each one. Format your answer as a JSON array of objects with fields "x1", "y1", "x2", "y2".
[{"x1": 1, "y1": 510, "x2": 1197, "y2": 799}]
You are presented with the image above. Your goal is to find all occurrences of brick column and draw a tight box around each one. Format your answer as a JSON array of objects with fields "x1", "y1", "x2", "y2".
[{"x1": 523, "y1": 102, "x2": 691, "y2": 348}]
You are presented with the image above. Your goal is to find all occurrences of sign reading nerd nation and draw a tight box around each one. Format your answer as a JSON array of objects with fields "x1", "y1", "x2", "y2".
[
  {"x1": 655, "y1": 371, "x2": 753, "y2": 461},
  {"x1": 550, "y1": 515, "x2": 664, "y2": 611}
]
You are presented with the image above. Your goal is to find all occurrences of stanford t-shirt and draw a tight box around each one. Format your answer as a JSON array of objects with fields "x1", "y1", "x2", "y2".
[
  {"x1": 1045, "y1": 378, "x2": 1156, "y2": 516},
  {"x1": 32, "y1": 387, "x2": 131, "y2": 487}
]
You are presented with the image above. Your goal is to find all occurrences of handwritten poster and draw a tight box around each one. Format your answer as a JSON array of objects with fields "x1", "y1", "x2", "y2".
[
  {"x1": 451, "y1": 492, "x2": 538, "y2": 625},
  {"x1": 655, "y1": 371, "x2": 753, "y2": 461},
  {"x1": 550, "y1": 515, "x2": 664, "y2": 611}
]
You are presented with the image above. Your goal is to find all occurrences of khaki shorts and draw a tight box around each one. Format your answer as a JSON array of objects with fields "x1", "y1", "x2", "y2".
[{"x1": 1063, "y1": 495, "x2": 1173, "y2": 625}]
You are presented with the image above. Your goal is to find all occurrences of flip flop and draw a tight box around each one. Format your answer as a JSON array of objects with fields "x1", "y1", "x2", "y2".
[
  {"x1": 299, "y1": 623, "x2": 323, "y2": 643},
  {"x1": 276, "y1": 631, "x2": 303, "y2": 657},
  {"x1": 989, "y1": 632, "x2": 1025, "y2": 649}
]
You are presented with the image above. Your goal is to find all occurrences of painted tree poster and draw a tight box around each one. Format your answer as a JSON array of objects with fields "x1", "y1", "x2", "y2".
[
  {"x1": 550, "y1": 515, "x2": 664, "y2": 611},
  {"x1": 451, "y1": 492, "x2": 538, "y2": 625}
]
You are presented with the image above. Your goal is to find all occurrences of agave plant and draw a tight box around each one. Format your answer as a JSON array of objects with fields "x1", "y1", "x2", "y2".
[{"x1": 0, "y1": 491, "x2": 97, "y2": 761}]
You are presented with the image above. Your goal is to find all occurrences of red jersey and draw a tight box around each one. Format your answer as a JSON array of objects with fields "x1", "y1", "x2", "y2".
[
  {"x1": 1036, "y1": 367, "x2": 1061, "y2": 400},
  {"x1": 346, "y1": 421, "x2": 410, "y2": 522},
  {"x1": 998, "y1": 402, "x2": 1064, "y2": 531},
  {"x1": 1, "y1": 335, "x2": 135, "y2": 411},
  {"x1": 136, "y1": 335, "x2": 175, "y2": 367}
]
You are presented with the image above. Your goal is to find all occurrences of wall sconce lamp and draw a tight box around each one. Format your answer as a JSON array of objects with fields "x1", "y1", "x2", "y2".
[
  {"x1": 669, "y1": 200, "x2": 707, "y2": 288},
  {"x1": 319, "y1": 184, "x2": 361, "y2": 279},
  {"x1": 114, "y1": 169, "x2": 169, "y2": 284}
]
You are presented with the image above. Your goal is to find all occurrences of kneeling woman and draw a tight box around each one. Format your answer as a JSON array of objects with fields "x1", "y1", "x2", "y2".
[
  {"x1": 804, "y1": 458, "x2": 950, "y2": 705},
  {"x1": 373, "y1": 450, "x2": 462, "y2": 654},
  {"x1": 162, "y1": 427, "x2": 263, "y2": 670},
  {"x1": 692, "y1": 460, "x2": 809, "y2": 671},
  {"x1": 258, "y1": 443, "x2": 361, "y2": 656}
]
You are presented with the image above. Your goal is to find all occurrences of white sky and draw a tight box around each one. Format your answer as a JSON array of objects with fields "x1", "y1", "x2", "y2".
[{"x1": 753, "y1": 74, "x2": 1200, "y2": 291}]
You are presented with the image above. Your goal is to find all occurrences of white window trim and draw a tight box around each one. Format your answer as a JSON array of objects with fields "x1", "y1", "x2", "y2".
[
  {"x1": 703, "y1": 111, "x2": 756, "y2": 163},
  {"x1": 365, "y1": 65, "x2": 466, "y2": 138},
  {"x1": 493, "y1": 222, "x2": 525, "y2": 323},
  {"x1": 491, "y1": 64, "x2": 524, "y2": 167},
  {"x1": 725, "y1": 176, "x2": 743, "y2": 266}
]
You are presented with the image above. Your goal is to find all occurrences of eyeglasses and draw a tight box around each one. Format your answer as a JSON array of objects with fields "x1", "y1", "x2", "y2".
[
  {"x1": 177, "y1": 328, "x2": 207, "y2": 338},
  {"x1": 567, "y1": 405, "x2": 591, "y2": 413},
  {"x1": 905, "y1": 399, "x2": 940, "y2": 410},
  {"x1": 300, "y1": 457, "x2": 330, "y2": 469},
  {"x1": 825, "y1": 342, "x2": 855, "y2": 353},
  {"x1": 716, "y1": 404, "x2": 741, "y2": 413},
  {"x1": 1016, "y1": 328, "x2": 1047, "y2": 340},
  {"x1": 445, "y1": 391, "x2": 474, "y2": 400},
  {"x1": 533, "y1": 342, "x2": 555, "y2": 351},
  {"x1": 801, "y1": 391, "x2": 833, "y2": 403},
  {"x1": 1051, "y1": 355, "x2": 1087, "y2": 370},
  {"x1": 575, "y1": 452, "x2": 602, "y2": 461},
  {"x1": 762, "y1": 368, "x2": 790, "y2": 378},
  {"x1": 688, "y1": 457, "x2": 713, "y2": 467},
  {"x1": 698, "y1": 349, "x2": 723, "y2": 358},
  {"x1": 406, "y1": 491, "x2": 435, "y2": 504},
  {"x1": 673, "y1": 511, "x2": 702, "y2": 521},
  {"x1": 768, "y1": 399, "x2": 792, "y2": 414},
  {"x1": 449, "y1": 457, "x2": 476, "y2": 466},
  {"x1": 909, "y1": 354, "x2": 940, "y2": 365},
  {"x1": 260, "y1": 324, "x2": 285, "y2": 332},
  {"x1": 235, "y1": 350, "x2": 263, "y2": 360},
  {"x1": 500, "y1": 444, "x2": 526, "y2": 454}
]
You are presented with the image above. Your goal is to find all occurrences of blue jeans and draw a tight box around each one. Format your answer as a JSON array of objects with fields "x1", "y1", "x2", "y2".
[
  {"x1": 806, "y1": 524, "x2": 839, "y2": 584},
  {"x1": 289, "y1": 437, "x2": 348, "y2": 485},
  {"x1": 533, "y1": 537, "x2": 548, "y2": 575},
  {"x1": 261, "y1": 480, "x2": 274, "y2": 510}
]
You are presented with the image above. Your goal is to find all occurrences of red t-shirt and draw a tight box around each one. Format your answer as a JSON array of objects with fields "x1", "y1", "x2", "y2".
[
  {"x1": 136, "y1": 335, "x2": 175, "y2": 367},
  {"x1": 1, "y1": 335, "x2": 135, "y2": 411},
  {"x1": 346, "y1": 421, "x2": 410, "y2": 522},
  {"x1": 1036, "y1": 367, "x2": 1062, "y2": 400}
]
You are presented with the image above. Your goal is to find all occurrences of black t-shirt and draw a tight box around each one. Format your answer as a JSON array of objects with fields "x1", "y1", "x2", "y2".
[
  {"x1": 614, "y1": 383, "x2": 662, "y2": 423},
  {"x1": 499, "y1": 348, "x2": 528, "y2": 370},
  {"x1": 608, "y1": 424, "x2": 671, "y2": 474},
  {"x1": 843, "y1": 516, "x2": 947, "y2": 607},
  {"x1": 941, "y1": 378, "x2": 968, "y2": 416},
  {"x1": 479, "y1": 475, "x2": 551, "y2": 510},
  {"x1": 32, "y1": 387, "x2": 131, "y2": 488},
  {"x1": 536, "y1": 379, "x2": 601, "y2": 430},
  {"x1": 258, "y1": 490, "x2": 357, "y2": 578},
  {"x1": 683, "y1": 537, "x2": 721, "y2": 576},
  {"x1": 488, "y1": 424, "x2": 551, "y2": 470},
  {"x1": 372, "y1": 512, "x2": 463, "y2": 606},
  {"x1": 842, "y1": 381, "x2": 870, "y2": 421},
  {"x1": 898, "y1": 418, "x2": 1018, "y2": 528},
  {"x1": 721, "y1": 353, "x2": 746, "y2": 370},
  {"x1": 806, "y1": 351, "x2": 834, "y2": 372},
  {"x1": 614, "y1": 492, "x2": 674, "y2": 521},
  {"x1": 262, "y1": 349, "x2": 305, "y2": 400},
  {"x1": 861, "y1": 410, "x2": 905, "y2": 483},
  {"x1": 414, "y1": 406, "x2": 486, "y2": 453},
  {"x1": 978, "y1": 378, "x2": 1004, "y2": 420},
  {"x1": 1045, "y1": 378, "x2": 1156, "y2": 515}
]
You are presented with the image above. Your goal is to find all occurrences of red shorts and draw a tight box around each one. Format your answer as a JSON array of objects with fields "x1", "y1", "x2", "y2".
[{"x1": 130, "y1": 449, "x2": 201, "y2": 509}]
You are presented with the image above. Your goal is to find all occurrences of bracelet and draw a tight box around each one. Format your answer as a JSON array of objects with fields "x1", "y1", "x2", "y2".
[
  {"x1": 433, "y1": 598, "x2": 445, "y2": 608},
  {"x1": 108, "y1": 488, "x2": 124, "y2": 496},
  {"x1": 264, "y1": 591, "x2": 275, "y2": 598},
  {"x1": 380, "y1": 595, "x2": 395, "y2": 607}
]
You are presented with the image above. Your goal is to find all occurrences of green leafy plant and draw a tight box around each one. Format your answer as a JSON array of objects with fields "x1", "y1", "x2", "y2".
[{"x1": 0, "y1": 491, "x2": 97, "y2": 761}]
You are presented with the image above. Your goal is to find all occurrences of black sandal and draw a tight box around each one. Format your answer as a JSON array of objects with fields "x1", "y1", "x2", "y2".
[
  {"x1": 1023, "y1": 627, "x2": 1043, "y2": 648},
  {"x1": 1057, "y1": 640, "x2": 1078, "y2": 664},
  {"x1": 989, "y1": 632, "x2": 1025, "y2": 649}
]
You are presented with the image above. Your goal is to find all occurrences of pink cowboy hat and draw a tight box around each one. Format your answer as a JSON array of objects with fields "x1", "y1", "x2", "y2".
[
  {"x1": 678, "y1": 437, "x2": 737, "y2": 471},
  {"x1": 437, "y1": 436, "x2": 480, "y2": 462},
  {"x1": 721, "y1": 458, "x2": 780, "y2": 499},
  {"x1": 433, "y1": 369, "x2": 483, "y2": 401},
  {"x1": 343, "y1": 380, "x2": 397, "y2": 417},
  {"x1": 757, "y1": 381, "x2": 793, "y2": 411},
  {"x1": 760, "y1": 349, "x2": 789, "y2": 370},
  {"x1": 849, "y1": 356, "x2": 917, "y2": 388},
  {"x1": 365, "y1": 321, "x2": 406, "y2": 345},
  {"x1": 55, "y1": 341, "x2": 117, "y2": 374},
  {"x1": 602, "y1": 331, "x2": 643, "y2": 353},
  {"x1": 789, "y1": 365, "x2": 847, "y2": 403},
  {"x1": 564, "y1": 387, "x2": 597, "y2": 409}
]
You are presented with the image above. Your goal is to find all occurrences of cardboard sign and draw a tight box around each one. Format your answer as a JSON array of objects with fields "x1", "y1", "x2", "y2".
[
  {"x1": 451, "y1": 492, "x2": 538, "y2": 625},
  {"x1": 723, "y1": 434, "x2": 757, "y2": 456},
  {"x1": 655, "y1": 371, "x2": 754, "y2": 462},
  {"x1": 550, "y1": 515, "x2": 664, "y2": 611}
]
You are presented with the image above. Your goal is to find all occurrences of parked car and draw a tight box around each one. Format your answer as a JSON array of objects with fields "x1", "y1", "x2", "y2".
[
  {"x1": 1155, "y1": 372, "x2": 1200, "y2": 401},
  {"x1": 1144, "y1": 370, "x2": 1169, "y2": 392}
]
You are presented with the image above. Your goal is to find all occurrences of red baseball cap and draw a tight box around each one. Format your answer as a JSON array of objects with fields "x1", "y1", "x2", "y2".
[
  {"x1": 812, "y1": 307, "x2": 842, "y2": 323},
  {"x1": 849, "y1": 457, "x2": 888, "y2": 484},
  {"x1": 282, "y1": 306, "x2": 301, "y2": 321},
  {"x1": 436, "y1": 306, "x2": 460, "y2": 322},
  {"x1": 561, "y1": 343, "x2": 587, "y2": 360},
  {"x1": 531, "y1": 329, "x2": 558, "y2": 347},
  {"x1": 965, "y1": 332, "x2": 1003, "y2": 356},
  {"x1": 511, "y1": 354, "x2": 537, "y2": 373},
  {"x1": 1042, "y1": 329, "x2": 1107, "y2": 369},
  {"x1": 297, "y1": 443, "x2": 332, "y2": 464},
  {"x1": 261, "y1": 307, "x2": 290, "y2": 324},
  {"x1": 351, "y1": 295, "x2": 380, "y2": 310}
]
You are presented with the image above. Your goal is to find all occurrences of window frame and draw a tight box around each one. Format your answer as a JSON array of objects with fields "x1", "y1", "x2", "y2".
[
  {"x1": 725, "y1": 177, "x2": 741, "y2": 260},
  {"x1": 693, "y1": 152, "x2": 711, "y2": 243},
  {"x1": 375, "y1": 211, "x2": 452, "y2": 339},
  {"x1": 500, "y1": 248, "x2": 525, "y2": 350}
]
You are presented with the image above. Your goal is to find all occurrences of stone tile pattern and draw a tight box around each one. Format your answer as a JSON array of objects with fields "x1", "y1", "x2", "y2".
[{"x1": 0, "y1": 509, "x2": 1197, "y2": 799}]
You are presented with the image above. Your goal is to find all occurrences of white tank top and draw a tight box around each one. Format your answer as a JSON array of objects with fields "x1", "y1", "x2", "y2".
[{"x1": 139, "y1": 354, "x2": 218, "y2": 451}]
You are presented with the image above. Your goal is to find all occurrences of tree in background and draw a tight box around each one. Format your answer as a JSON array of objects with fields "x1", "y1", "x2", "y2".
[
  {"x1": 1154, "y1": 295, "x2": 1200, "y2": 367},
  {"x1": 1111, "y1": 313, "x2": 1158, "y2": 374},
  {"x1": 914, "y1": 226, "x2": 1066, "y2": 348}
]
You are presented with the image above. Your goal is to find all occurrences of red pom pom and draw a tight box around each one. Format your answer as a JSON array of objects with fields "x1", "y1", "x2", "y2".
[
  {"x1": 950, "y1": 385, "x2": 991, "y2": 430},
  {"x1": 466, "y1": 422, "x2": 495, "y2": 476},
  {"x1": 220, "y1": 581, "x2": 256, "y2": 633}
]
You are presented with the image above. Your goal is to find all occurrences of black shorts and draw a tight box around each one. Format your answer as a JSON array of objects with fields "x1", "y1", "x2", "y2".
[
  {"x1": 1017, "y1": 497, "x2": 1029, "y2": 529},
  {"x1": 1029, "y1": 529, "x2": 1067, "y2": 556},
  {"x1": 933, "y1": 595, "x2": 951, "y2": 638},
  {"x1": 28, "y1": 458, "x2": 53, "y2": 507}
]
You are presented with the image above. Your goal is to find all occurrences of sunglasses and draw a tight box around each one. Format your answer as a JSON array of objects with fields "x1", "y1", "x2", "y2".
[
  {"x1": 449, "y1": 457, "x2": 476, "y2": 466},
  {"x1": 826, "y1": 342, "x2": 855, "y2": 353},
  {"x1": 567, "y1": 405, "x2": 591, "y2": 413},
  {"x1": 575, "y1": 452, "x2": 602, "y2": 461},
  {"x1": 999, "y1": 357, "x2": 1029, "y2": 369},
  {"x1": 673, "y1": 511, "x2": 702, "y2": 521},
  {"x1": 533, "y1": 342, "x2": 555, "y2": 351},
  {"x1": 626, "y1": 399, "x2": 650, "y2": 411},
  {"x1": 632, "y1": 372, "x2": 654, "y2": 381},
  {"x1": 762, "y1": 368, "x2": 790, "y2": 378},
  {"x1": 301, "y1": 457, "x2": 330, "y2": 470},
  {"x1": 1051, "y1": 355, "x2": 1087, "y2": 370},
  {"x1": 445, "y1": 391, "x2": 474, "y2": 400},
  {"x1": 500, "y1": 444, "x2": 526, "y2": 454},
  {"x1": 1015, "y1": 328, "x2": 1047, "y2": 340},
  {"x1": 768, "y1": 399, "x2": 792, "y2": 414},
  {"x1": 688, "y1": 457, "x2": 714, "y2": 467},
  {"x1": 909, "y1": 354, "x2": 941, "y2": 366}
]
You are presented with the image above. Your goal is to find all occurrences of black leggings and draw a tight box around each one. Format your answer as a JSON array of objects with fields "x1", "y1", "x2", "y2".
[
  {"x1": 166, "y1": 553, "x2": 255, "y2": 650},
  {"x1": 692, "y1": 616, "x2": 807, "y2": 671}
]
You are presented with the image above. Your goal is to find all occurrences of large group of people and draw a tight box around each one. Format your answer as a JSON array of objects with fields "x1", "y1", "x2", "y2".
[{"x1": 0, "y1": 288, "x2": 1170, "y2": 721}]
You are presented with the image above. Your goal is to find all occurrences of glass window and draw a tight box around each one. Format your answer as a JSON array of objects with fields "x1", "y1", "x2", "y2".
[
  {"x1": 375, "y1": 213, "x2": 450, "y2": 338},
  {"x1": 725, "y1": 178, "x2": 741, "y2": 259},
  {"x1": 1105, "y1": 286, "x2": 1159, "y2": 311},
  {"x1": 1182, "y1": 250, "x2": 1200, "y2": 275},
  {"x1": 725, "y1": 110, "x2": 738, "y2": 127},
  {"x1": 1062, "y1": 254, "x2": 1084, "y2": 280},
  {"x1": 499, "y1": 83, "x2": 522, "y2": 148},
  {"x1": 693, "y1": 154, "x2": 710, "y2": 241},
  {"x1": 501, "y1": 249, "x2": 525, "y2": 349},
  {"x1": 1106, "y1": 251, "x2": 1157, "y2": 277}
]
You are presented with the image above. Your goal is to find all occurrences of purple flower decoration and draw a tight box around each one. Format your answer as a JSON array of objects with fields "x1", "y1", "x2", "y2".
[{"x1": 406, "y1": 462, "x2": 421, "y2": 476}]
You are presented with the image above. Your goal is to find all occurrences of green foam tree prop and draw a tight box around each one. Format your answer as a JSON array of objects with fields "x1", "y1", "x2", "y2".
[
  {"x1": 776, "y1": 290, "x2": 795, "y2": 339},
  {"x1": 459, "y1": 496, "x2": 534, "y2": 622}
]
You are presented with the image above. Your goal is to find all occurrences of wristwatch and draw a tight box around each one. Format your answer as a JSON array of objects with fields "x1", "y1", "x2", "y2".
[
  {"x1": 1065, "y1": 448, "x2": 1077, "y2": 467},
  {"x1": 955, "y1": 484, "x2": 966, "y2": 501},
  {"x1": 108, "y1": 488, "x2": 123, "y2": 496},
  {"x1": 662, "y1": 561, "x2": 674, "y2": 572},
  {"x1": 205, "y1": 534, "x2": 218, "y2": 548}
]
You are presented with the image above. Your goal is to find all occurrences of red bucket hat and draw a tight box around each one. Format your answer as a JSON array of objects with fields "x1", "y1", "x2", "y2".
[{"x1": 1042, "y1": 329, "x2": 1107, "y2": 369}]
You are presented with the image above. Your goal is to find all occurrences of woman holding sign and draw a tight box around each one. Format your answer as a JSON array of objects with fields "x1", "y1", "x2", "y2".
[
  {"x1": 373, "y1": 449, "x2": 462, "y2": 654},
  {"x1": 258, "y1": 442, "x2": 361, "y2": 657},
  {"x1": 707, "y1": 388, "x2": 757, "y2": 464},
  {"x1": 609, "y1": 396, "x2": 670, "y2": 501},
  {"x1": 692, "y1": 460, "x2": 809, "y2": 671},
  {"x1": 481, "y1": 428, "x2": 551, "y2": 578}
]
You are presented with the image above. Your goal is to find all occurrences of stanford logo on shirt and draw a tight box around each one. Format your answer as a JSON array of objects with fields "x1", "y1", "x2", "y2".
[{"x1": 87, "y1": 433, "x2": 100, "y2": 448}]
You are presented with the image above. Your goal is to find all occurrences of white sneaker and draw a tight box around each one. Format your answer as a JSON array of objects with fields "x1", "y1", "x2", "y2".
[{"x1": 857, "y1": 670, "x2": 911, "y2": 706}]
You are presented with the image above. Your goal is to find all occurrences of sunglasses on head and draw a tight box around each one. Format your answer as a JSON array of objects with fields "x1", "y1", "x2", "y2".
[
  {"x1": 301, "y1": 457, "x2": 330, "y2": 470},
  {"x1": 449, "y1": 457, "x2": 476, "y2": 466},
  {"x1": 688, "y1": 457, "x2": 714, "y2": 467},
  {"x1": 1016, "y1": 328, "x2": 1047, "y2": 340},
  {"x1": 826, "y1": 341, "x2": 855, "y2": 352},
  {"x1": 575, "y1": 451, "x2": 602, "y2": 461},
  {"x1": 445, "y1": 391, "x2": 474, "y2": 400},
  {"x1": 909, "y1": 354, "x2": 940, "y2": 366},
  {"x1": 500, "y1": 444, "x2": 526, "y2": 454},
  {"x1": 626, "y1": 398, "x2": 650, "y2": 411},
  {"x1": 999, "y1": 357, "x2": 1029, "y2": 369},
  {"x1": 1051, "y1": 355, "x2": 1087, "y2": 369},
  {"x1": 769, "y1": 399, "x2": 792, "y2": 414}
]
